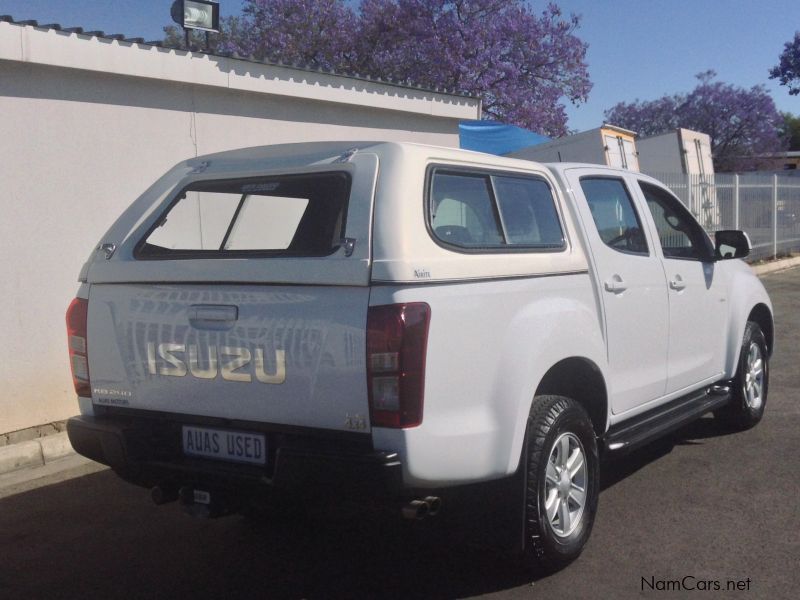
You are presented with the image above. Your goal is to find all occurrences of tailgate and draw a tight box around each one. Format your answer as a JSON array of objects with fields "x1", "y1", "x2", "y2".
[
  {"x1": 83, "y1": 151, "x2": 378, "y2": 433},
  {"x1": 87, "y1": 283, "x2": 371, "y2": 432}
]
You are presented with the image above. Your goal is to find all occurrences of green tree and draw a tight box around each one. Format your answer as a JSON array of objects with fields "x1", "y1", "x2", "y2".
[{"x1": 781, "y1": 113, "x2": 800, "y2": 151}]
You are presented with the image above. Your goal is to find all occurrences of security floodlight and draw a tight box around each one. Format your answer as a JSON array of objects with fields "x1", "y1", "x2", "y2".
[{"x1": 171, "y1": 0, "x2": 220, "y2": 33}]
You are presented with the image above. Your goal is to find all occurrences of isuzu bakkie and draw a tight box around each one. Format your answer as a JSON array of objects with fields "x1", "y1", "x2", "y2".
[{"x1": 66, "y1": 141, "x2": 772, "y2": 568}]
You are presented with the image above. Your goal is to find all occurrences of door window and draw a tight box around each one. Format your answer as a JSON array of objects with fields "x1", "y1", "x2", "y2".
[
  {"x1": 638, "y1": 181, "x2": 713, "y2": 260},
  {"x1": 579, "y1": 178, "x2": 648, "y2": 255}
]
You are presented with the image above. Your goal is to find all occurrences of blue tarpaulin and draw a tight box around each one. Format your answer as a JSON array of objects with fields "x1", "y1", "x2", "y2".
[{"x1": 459, "y1": 120, "x2": 549, "y2": 156}]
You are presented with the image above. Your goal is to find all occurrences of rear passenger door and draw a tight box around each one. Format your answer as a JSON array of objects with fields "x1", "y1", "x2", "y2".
[{"x1": 566, "y1": 170, "x2": 669, "y2": 414}]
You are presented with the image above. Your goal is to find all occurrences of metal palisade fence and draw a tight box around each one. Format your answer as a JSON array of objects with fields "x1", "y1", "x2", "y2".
[{"x1": 645, "y1": 172, "x2": 800, "y2": 260}]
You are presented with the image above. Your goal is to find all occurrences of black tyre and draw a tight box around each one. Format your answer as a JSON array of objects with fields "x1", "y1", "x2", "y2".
[
  {"x1": 523, "y1": 395, "x2": 599, "y2": 570},
  {"x1": 715, "y1": 321, "x2": 769, "y2": 430}
]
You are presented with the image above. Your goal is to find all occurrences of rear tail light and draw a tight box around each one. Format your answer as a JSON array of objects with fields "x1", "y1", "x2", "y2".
[
  {"x1": 66, "y1": 297, "x2": 91, "y2": 397},
  {"x1": 366, "y1": 303, "x2": 430, "y2": 428}
]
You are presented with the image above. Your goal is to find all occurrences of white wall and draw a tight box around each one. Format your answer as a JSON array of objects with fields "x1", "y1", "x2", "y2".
[
  {"x1": 637, "y1": 131, "x2": 684, "y2": 174},
  {"x1": 638, "y1": 129, "x2": 716, "y2": 177},
  {"x1": 510, "y1": 129, "x2": 606, "y2": 165},
  {"x1": 0, "y1": 39, "x2": 476, "y2": 433},
  {"x1": 678, "y1": 129, "x2": 715, "y2": 176}
]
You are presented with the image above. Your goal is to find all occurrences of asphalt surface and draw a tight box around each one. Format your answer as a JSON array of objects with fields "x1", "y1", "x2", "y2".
[{"x1": 2, "y1": 269, "x2": 799, "y2": 599}]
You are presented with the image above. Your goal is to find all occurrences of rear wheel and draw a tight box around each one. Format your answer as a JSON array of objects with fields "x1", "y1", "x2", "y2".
[
  {"x1": 522, "y1": 395, "x2": 599, "y2": 570},
  {"x1": 715, "y1": 321, "x2": 769, "y2": 430}
]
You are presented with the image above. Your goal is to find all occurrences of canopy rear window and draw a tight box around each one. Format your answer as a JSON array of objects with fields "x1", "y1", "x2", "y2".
[{"x1": 136, "y1": 172, "x2": 351, "y2": 259}]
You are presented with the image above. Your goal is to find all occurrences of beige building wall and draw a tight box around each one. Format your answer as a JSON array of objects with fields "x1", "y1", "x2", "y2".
[{"x1": 0, "y1": 21, "x2": 479, "y2": 434}]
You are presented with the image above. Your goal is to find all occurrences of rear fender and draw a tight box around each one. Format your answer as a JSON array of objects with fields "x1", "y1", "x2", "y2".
[{"x1": 500, "y1": 302, "x2": 608, "y2": 474}]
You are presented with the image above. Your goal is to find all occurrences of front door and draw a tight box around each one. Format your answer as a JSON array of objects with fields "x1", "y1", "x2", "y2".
[{"x1": 635, "y1": 180, "x2": 727, "y2": 394}]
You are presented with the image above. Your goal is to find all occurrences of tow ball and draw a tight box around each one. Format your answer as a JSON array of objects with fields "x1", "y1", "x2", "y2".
[{"x1": 150, "y1": 484, "x2": 236, "y2": 518}]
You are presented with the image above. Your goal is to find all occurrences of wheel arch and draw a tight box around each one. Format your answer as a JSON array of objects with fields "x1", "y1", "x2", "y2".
[
  {"x1": 722, "y1": 265, "x2": 774, "y2": 376},
  {"x1": 534, "y1": 357, "x2": 609, "y2": 436},
  {"x1": 747, "y1": 303, "x2": 774, "y2": 357}
]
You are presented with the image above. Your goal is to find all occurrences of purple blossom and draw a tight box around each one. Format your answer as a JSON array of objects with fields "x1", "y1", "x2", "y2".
[
  {"x1": 207, "y1": 0, "x2": 592, "y2": 137},
  {"x1": 605, "y1": 71, "x2": 785, "y2": 172},
  {"x1": 355, "y1": 1, "x2": 591, "y2": 136},
  {"x1": 769, "y1": 32, "x2": 800, "y2": 96},
  {"x1": 217, "y1": 0, "x2": 358, "y2": 70}
]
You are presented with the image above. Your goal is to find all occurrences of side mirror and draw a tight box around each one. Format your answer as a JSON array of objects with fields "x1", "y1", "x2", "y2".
[{"x1": 714, "y1": 230, "x2": 751, "y2": 260}]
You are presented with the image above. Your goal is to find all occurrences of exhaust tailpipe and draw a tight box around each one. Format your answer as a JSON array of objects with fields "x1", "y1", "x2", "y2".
[
  {"x1": 423, "y1": 496, "x2": 441, "y2": 516},
  {"x1": 401, "y1": 496, "x2": 441, "y2": 520},
  {"x1": 401, "y1": 500, "x2": 429, "y2": 520}
]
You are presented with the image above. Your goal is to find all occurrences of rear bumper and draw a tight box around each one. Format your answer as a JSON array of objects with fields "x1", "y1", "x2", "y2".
[{"x1": 67, "y1": 415, "x2": 404, "y2": 498}]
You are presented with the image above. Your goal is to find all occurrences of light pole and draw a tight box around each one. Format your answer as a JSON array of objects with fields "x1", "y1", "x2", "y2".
[{"x1": 170, "y1": 0, "x2": 220, "y2": 50}]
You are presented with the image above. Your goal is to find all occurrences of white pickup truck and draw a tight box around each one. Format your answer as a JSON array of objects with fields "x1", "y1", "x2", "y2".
[{"x1": 66, "y1": 141, "x2": 772, "y2": 568}]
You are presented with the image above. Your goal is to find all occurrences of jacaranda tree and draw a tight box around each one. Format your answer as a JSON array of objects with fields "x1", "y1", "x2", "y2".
[
  {"x1": 605, "y1": 71, "x2": 785, "y2": 172},
  {"x1": 353, "y1": 0, "x2": 591, "y2": 136},
  {"x1": 769, "y1": 32, "x2": 800, "y2": 96},
  {"x1": 167, "y1": 0, "x2": 592, "y2": 137}
]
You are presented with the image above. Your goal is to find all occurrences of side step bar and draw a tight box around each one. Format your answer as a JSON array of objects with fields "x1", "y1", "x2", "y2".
[{"x1": 603, "y1": 384, "x2": 732, "y2": 454}]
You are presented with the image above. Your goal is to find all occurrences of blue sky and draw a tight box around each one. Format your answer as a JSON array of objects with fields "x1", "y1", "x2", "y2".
[{"x1": 1, "y1": 0, "x2": 798, "y2": 132}]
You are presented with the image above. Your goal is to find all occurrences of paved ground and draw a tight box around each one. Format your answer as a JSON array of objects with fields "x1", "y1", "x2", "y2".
[{"x1": 1, "y1": 270, "x2": 799, "y2": 599}]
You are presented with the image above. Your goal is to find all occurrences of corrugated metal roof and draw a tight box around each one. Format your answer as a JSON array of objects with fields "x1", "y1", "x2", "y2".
[{"x1": 0, "y1": 14, "x2": 477, "y2": 100}]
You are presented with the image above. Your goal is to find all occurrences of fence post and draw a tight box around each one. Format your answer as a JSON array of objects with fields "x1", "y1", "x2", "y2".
[
  {"x1": 686, "y1": 172, "x2": 693, "y2": 215},
  {"x1": 733, "y1": 174, "x2": 740, "y2": 230},
  {"x1": 772, "y1": 174, "x2": 778, "y2": 259}
]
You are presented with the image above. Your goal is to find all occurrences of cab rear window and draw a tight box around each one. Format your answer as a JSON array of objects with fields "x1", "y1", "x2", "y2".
[
  {"x1": 135, "y1": 172, "x2": 350, "y2": 259},
  {"x1": 428, "y1": 168, "x2": 565, "y2": 251}
]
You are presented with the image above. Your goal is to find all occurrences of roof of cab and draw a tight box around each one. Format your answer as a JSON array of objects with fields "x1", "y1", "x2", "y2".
[{"x1": 189, "y1": 140, "x2": 563, "y2": 174}]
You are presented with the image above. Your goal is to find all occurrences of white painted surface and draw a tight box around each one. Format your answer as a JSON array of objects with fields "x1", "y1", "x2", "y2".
[
  {"x1": 564, "y1": 167, "x2": 670, "y2": 413},
  {"x1": 622, "y1": 137, "x2": 639, "y2": 171},
  {"x1": 680, "y1": 129, "x2": 714, "y2": 175},
  {"x1": 88, "y1": 283, "x2": 373, "y2": 432},
  {"x1": 511, "y1": 129, "x2": 605, "y2": 165},
  {"x1": 369, "y1": 272, "x2": 606, "y2": 485},
  {"x1": 637, "y1": 131, "x2": 684, "y2": 173},
  {"x1": 0, "y1": 22, "x2": 478, "y2": 434},
  {"x1": 604, "y1": 134, "x2": 624, "y2": 168},
  {"x1": 510, "y1": 126, "x2": 640, "y2": 171},
  {"x1": 637, "y1": 128, "x2": 715, "y2": 176},
  {"x1": 548, "y1": 165, "x2": 771, "y2": 430},
  {"x1": 78, "y1": 142, "x2": 601, "y2": 482},
  {"x1": 65, "y1": 143, "x2": 773, "y2": 487},
  {"x1": 0, "y1": 21, "x2": 478, "y2": 120},
  {"x1": 369, "y1": 144, "x2": 589, "y2": 282}
]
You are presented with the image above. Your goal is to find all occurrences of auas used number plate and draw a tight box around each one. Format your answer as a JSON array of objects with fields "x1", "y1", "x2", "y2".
[{"x1": 182, "y1": 425, "x2": 267, "y2": 465}]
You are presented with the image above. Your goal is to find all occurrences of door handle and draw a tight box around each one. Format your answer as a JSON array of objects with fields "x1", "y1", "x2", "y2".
[
  {"x1": 669, "y1": 276, "x2": 686, "y2": 291},
  {"x1": 188, "y1": 305, "x2": 238, "y2": 329},
  {"x1": 604, "y1": 275, "x2": 627, "y2": 294}
]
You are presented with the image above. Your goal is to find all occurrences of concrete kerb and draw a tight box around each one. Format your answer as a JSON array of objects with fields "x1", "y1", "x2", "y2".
[
  {"x1": 0, "y1": 256, "x2": 798, "y2": 481},
  {"x1": 750, "y1": 255, "x2": 800, "y2": 277},
  {"x1": 0, "y1": 431, "x2": 74, "y2": 476}
]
